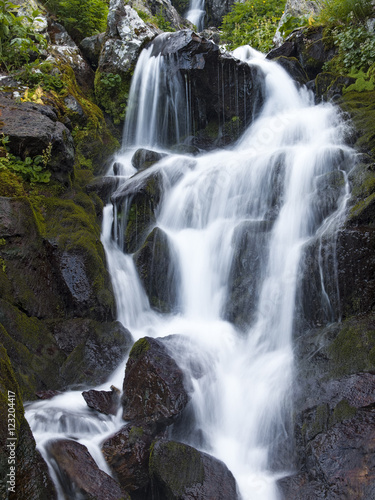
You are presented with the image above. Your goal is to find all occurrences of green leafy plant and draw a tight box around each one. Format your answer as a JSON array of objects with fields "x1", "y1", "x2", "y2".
[
  {"x1": 220, "y1": 0, "x2": 285, "y2": 51},
  {"x1": 43, "y1": 0, "x2": 108, "y2": 42},
  {"x1": 0, "y1": 135, "x2": 51, "y2": 184},
  {"x1": 18, "y1": 61, "x2": 66, "y2": 92},
  {"x1": 322, "y1": 15, "x2": 375, "y2": 74},
  {"x1": 0, "y1": 0, "x2": 47, "y2": 70},
  {"x1": 317, "y1": 0, "x2": 374, "y2": 25}
]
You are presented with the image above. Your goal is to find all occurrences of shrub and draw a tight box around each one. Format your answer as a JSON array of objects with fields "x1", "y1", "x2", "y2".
[
  {"x1": 220, "y1": 0, "x2": 285, "y2": 52},
  {"x1": 43, "y1": 0, "x2": 108, "y2": 42},
  {"x1": 317, "y1": 0, "x2": 373, "y2": 25},
  {"x1": 0, "y1": 0, "x2": 47, "y2": 71}
]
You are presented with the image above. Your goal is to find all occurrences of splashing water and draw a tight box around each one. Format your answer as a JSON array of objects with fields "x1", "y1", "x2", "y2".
[{"x1": 26, "y1": 44, "x2": 354, "y2": 500}]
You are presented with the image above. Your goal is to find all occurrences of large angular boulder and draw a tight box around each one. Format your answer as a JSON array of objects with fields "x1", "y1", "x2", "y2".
[
  {"x1": 268, "y1": 26, "x2": 336, "y2": 80},
  {"x1": 47, "y1": 439, "x2": 129, "y2": 499},
  {"x1": 102, "y1": 422, "x2": 163, "y2": 493},
  {"x1": 122, "y1": 336, "x2": 191, "y2": 425},
  {"x1": 0, "y1": 97, "x2": 74, "y2": 184},
  {"x1": 149, "y1": 440, "x2": 239, "y2": 499},
  {"x1": 146, "y1": 30, "x2": 265, "y2": 147}
]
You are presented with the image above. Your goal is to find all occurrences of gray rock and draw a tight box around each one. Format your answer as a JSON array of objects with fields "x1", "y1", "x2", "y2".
[{"x1": 80, "y1": 33, "x2": 105, "y2": 69}]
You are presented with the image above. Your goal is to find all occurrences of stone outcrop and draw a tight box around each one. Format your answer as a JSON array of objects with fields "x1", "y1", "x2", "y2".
[
  {"x1": 122, "y1": 336, "x2": 191, "y2": 425},
  {"x1": 0, "y1": 97, "x2": 74, "y2": 185},
  {"x1": 149, "y1": 440, "x2": 240, "y2": 499},
  {"x1": 82, "y1": 386, "x2": 121, "y2": 415},
  {"x1": 47, "y1": 439, "x2": 129, "y2": 499},
  {"x1": 102, "y1": 422, "x2": 164, "y2": 493},
  {"x1": 146, "y1": 30, "x2": 266, "y2": 148}
]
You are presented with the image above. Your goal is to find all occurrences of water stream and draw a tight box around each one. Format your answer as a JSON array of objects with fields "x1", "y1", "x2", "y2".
[
  {"x1": 186, "y1": 0, "x2": 205, "y2": 32},
  {"x1": 26, "y1": 43, "x2": 354, "y2": 500}
]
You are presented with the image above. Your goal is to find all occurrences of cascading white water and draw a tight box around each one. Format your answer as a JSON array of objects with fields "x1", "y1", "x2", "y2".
[
  {"x1": 186, "y1": 0, "x2": 205, "y2": 32},
  {"x1": 25, "y1": 42, "x2": 354, "y2": 500}
]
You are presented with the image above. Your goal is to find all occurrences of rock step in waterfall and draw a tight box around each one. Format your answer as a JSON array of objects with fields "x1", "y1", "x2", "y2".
[{"x1": 25, "y1": 30, "x2": 359, "y2": 500}]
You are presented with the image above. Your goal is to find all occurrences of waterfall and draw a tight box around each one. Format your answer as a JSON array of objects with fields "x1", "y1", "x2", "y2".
[
  {"x1": 186, "y1": 0, "x2": 205, "y2": 32},
  {"x1": 25, "y1": 40, "x2": 354, "y2": 500}
]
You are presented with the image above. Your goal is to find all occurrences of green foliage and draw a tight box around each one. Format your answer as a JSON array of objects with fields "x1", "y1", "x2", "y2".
[
  {"x1": 0, "y1": 135, "x2": 51, "y2": 184},
  {"x1": 154, "y1": 13, "x2": 175, "y2": 32},
  {"x1": 279, "y1": 13, "x2": 316, "y2": 38},
  {"x1": 317, "y1": 0, "x2": 373, "y2": 25},
  {"x1": 18, "y1": 61, "x2": 66, "y2": 93},
  {"x1": 43, "y1": 0, "x2": 108, "y2": 42},
  {"x1": 220, "y1": 0, "x2": 285, "y2": 52},
  {"x1": 0, "y1": 0, "x2": 47, "y2": 71},
  {"x1": 327, "y1": 22, "x2": 375, "y2": 74}
]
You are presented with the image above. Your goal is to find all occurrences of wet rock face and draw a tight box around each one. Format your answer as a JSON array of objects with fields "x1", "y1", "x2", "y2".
[
  {"x1": 147, "y1": 30, "x2": 266, "y2": 147},
  {"x1": 0, "y1": 96, "x2": 74, "y2": 184},
  {"x1": 102, "y1": 422, "x2": 163, "y2": 493},
  {"x1": 283, "y1": 313, "x2": 375, "y2": 499},
  {"x1": 149, "y1": 440, "x2": 240, "y2": 499},
  {"x1": 122, "y1": 336, "x2": 191, "y2": 425},
  {"x1": 47, "y1": 439, "x2": 129, "y2": 500},
  {"x1": 268, "y1": 26, "x2": 336, "y2": 81},
  {"x1": 82, "y1": 386, "x2": 121, "y2": 415},
  {"x1": 225, "y1": 220, "x2": 273, "y2": 329},
  {"x1": 133, "y1": 227, "x2": 180, "y2": 313},
  {"x1": 111, "y1": 169, "x2": 164, "y2": 253}
]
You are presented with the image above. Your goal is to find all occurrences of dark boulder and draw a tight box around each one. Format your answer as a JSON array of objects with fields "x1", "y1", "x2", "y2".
[
  {"x1": 0, "y1": 96, "x2": 74, "y2": 185},
  {"x1": 149, "y1": 440, "x2": 239, "y2": 499},
  {"x1": 82, "y1": 386, "x2": 121, "y2": 416},
  {"x1": 80, "y1": 33, "x2": 105, "y2": 70},
  {"x1": 133, "y1": 227, "x2": 180, "y2": 313},
  {"x1": 111, "y1": 169, "x2": 164, "y2": 254},
  {"x1": 131, "y1": 148, "x2": 168, "y2": 171},
  {"x1": 146, "y1": 30, "x2": 266, "y2": 148},
  {"x1": 55, "y1": 319, "x2": 133, "y2": 389},
  {"x1": 273, "y1": 56, "x2": 308, "y2": 85},
  {"x1": 47, "y1": 439, "x2": 129, "y2": 500},
  {"x1": 283, "y1": 312, "x2": 375, "y2": 499},
  {"x1": 268, "y1": 26, "x2": 337, "y2": 81},
  {"x1": 86, "y1": 176, "x2": 121, "y2": 204},
  {"x1": 102, "y1": 422, "x2": 164, "y2": 493},
  {"x1": 122, "y1": 336, "x2": 190, "y2": 425}
]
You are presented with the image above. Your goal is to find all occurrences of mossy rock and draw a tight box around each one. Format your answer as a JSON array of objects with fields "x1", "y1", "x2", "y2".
[
  {"x1": 0, "y1": 344, "x2": 57, "y2": 499},
  {"x1": 327, "y1": 315, "x2": 375, "y2": 378},
  {"x1": 0, "y1": 304, "x2": 66, "y2": 399},
  {"x1": 339, "y1": 90, "x2": 375, "y2": 160},
  {"x1": 149, "y1": 440, "x2": 239, "y2": 499},
  {"x1": 58, "y1": 319, "x2": 133, "y2": 388},
  {"x1": 38, "y1": 195, "x2": 115, "y2": 321}
]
